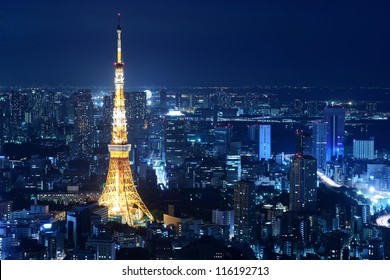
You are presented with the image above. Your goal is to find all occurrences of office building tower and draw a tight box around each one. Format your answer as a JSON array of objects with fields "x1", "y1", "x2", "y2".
[
  {"x1": 226, "y1": 142, "x2": 242, "y2": 187},
  {"x1": 214, "y1": 127, "x2": 230, "y2": 158},
  {"x1": 125, "y1": 91, "x2": 147, "y2": 146},
  {"x1": 248, "y1": 125, "x2": 257, "y2": 142},
  {"x1": 160, "y1": 89, "x2": 167, "y2": 109},
  {"x1": 324, "y1": 106, "x2": 345, "y2": 161},
  {"x1": 226, "y1": 154, "x2": 241, "y2": 187},
  {"x1": 164, "y1": 111, "x2": 186, "y2": 167},
  {"x1": 212, "y1": 209, "x2": 234, "y2": 238},
  {"x1": 234, "y1": 181, "x2": 256, "y2": 244},
  {"x1": 353, "y1": 138, "x2": 375, "y2": 160},
  {"x1": 9, "y1": 91, "x2": 28, "y2": 142},
  {"x1": 66, "y1": 206, "x2": 91, "y2": 249},
  {"x1": 295, "y1": 129, "x2": 312, "y2": 155},
  {"x1": 259, "y1": 125, "x2": 271, "y2": 160},
  {"x1": 289, "y1": 154, "x2": 317, "y2": 213},
  {"x1": 312, "y1": 121, "x2": 327, "y2": 170},
  {"x1": 103, "y1": 95, "x2": 113, "y2": 125},
  {"x1": 99, "y1": 15, "x2": 154, "y2": 226},
  {"x1": 73, "y1": 90, "x2": 94, "y2": 158},
  {"x1": 30, "y1": 89, "x2": 44, "y2": 124}
]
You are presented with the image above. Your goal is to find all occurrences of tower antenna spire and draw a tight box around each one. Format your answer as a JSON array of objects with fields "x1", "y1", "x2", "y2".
[{"x1": 116, "y1": 12, "x2": 122, "y2": 64}]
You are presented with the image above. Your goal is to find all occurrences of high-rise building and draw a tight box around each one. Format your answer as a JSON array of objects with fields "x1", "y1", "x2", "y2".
[
  {"x1": 259, "y1": 125, "x2": 271, "y2": 160},
  {"x1": 125, "y1": 91, "x2": 147, "y2": 146},
  {"x1": 324, "y1": 106, "x2": 345, "y2": 161},
  {"x1": 103, "y1": 95, "x2": 113, "y2": 125},
  {"x1": 212, "y1": 209, "x2": 234, "y2": 238},
  {"x1": 248, "y1": 124, "x2": 257, "y2": 142},
  {"x1": 312, "y1": 121, "x2": 327, "y2": 170},
  {"x1": 98, "y1": 15, "x2": 154, "y2": 226},
  {"x1": 9, "y1": 91, "x2": 28, "y2": 142},
  {"x1": 214, "y1": 127, "x2": 230, "y2": 158},
  {"x1": 234, "y1": 181, "x2": 256, "y2": 244},
  {"x1": 66, "y1": 206, "x2": 91, "y2": 249},
  {"x1": 159, "y1": 89, "x2": 167, "y2": 109},
  {"x1": 226, "y1": 154, "x2": 241, "y2": 188},
  {"x1": 74, "y1": 90, "x2": 94, "y2": 158},
  {"x1": 353, "y1": 138, "x2": 375, "y2": 160},
  {"x1": 289, "y1": 154, "x2": 317, "y2": 213},
  {"x1": 164, "y1": 111, "x2": 186, "y2": 167},
  {"x1": 295, "y1": 129, "x2": 312, "y2": 155},
  {"x1": 226, "y1": 142, "x2": 241, "y2": 188},
  {"x1": 30, "y1": 89, "x2": 44, "y2": 124}
]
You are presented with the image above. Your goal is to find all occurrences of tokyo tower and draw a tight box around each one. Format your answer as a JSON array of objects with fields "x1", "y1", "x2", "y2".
[{"x1": 99, "y1": 14, "x2": 154, "y2": 226}]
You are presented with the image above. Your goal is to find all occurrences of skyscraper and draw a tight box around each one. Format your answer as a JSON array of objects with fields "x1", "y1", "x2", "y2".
[
  {"x1": 353, "y1": 138, "x2": 375, "y2": 160},
  {"x1": 125, "y1": 91, "x2": 147, "y2": 146},
  {"x1": 289, "y1": 154, "x2": 317, "y2": 213},
  {"x1": 324, "y1": 106, "x2": 345, "y2": 161},
  {"x1": 226, "y1": 154, "x2": 241, "y2": 187},
  {"x1": 74, "y1": 90, "x2": 94, "y2": 158},
  {"x1": 259, "y1": 125, "x2": 271, "y2": 160},
  {"x1": 312, "y1": 120, "x2": 327, "y2": 170},
  {"x1": 234, "y1": 181, "x2": 256, "y2": 244},
  {"x1": 164, "y1": 111, "x2": 186, "y2": 167},
  {"x1": 214, "y1": 127, "x2": 230, "y2": 158},
  {"x1": 98, "y1": 15, "x2": 154, "y2": 226}
]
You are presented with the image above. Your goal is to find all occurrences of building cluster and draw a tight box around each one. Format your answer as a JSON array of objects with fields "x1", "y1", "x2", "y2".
[{"x1": 0, "y1": 85, "x2": 389, "y2": 260}]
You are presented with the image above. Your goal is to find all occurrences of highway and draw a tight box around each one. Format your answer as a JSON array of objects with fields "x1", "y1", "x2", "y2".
[
  {"x1": 317, "y1": 170, "x2": 342, "y2": 188},
  {"x1": 284, "y1": 153, "x2": 390, "y2": 229},
  {"x1": 376, "y1": 214, "x2": 390, "y2": 228}
]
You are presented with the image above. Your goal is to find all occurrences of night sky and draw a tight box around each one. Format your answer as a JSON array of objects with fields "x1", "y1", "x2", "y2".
[{"x1": 1, "y1": 0, "x2": 390, "y2": 87}]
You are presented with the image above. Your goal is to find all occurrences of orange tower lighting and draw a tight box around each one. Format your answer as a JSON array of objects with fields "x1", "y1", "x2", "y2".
[{"x1": 99, "y1": 14, "x2": 154, "y2": 226}]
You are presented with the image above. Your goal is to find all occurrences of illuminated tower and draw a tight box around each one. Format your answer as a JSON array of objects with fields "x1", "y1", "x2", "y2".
[{"x1": 99, "y1": 15, "x2": 154, "y2": 226}]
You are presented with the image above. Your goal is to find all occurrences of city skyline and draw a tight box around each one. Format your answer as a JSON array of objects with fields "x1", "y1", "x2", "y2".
[
  {"x1": 2, "y1": 1, "x2": 390, "y2": 87},
  {"x1": 1, "y1": 3, "x2": 390, "y2": 261}
]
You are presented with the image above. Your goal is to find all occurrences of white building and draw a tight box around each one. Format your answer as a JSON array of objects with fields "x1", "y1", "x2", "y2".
[
  {"x1": 259, "y1": 125, "x2": 271, "y2": 160},
  {"x1": 353, "y1": 138, "x2": 375, "y2": 160}
]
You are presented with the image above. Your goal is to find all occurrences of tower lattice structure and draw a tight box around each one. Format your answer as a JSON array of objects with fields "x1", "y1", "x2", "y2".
[{"x1": 99, "y1": 15, "x2": 154, "y2": 226}]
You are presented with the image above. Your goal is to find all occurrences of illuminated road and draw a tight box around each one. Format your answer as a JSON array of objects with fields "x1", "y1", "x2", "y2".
[
  {"x1": 376, "y1": 214, "x2": 390, "y2": 228},
  {"x1": 317, "y1": 171, "x2": 342, "y2": 188},
  {"x1": 284, "y1": 153, "x2": 390, "y2": 228}
]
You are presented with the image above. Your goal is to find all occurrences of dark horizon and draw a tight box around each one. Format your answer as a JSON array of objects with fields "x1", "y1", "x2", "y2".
[{"x1": 1, "y1": 0, "x2": 390, "y2": 87}]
